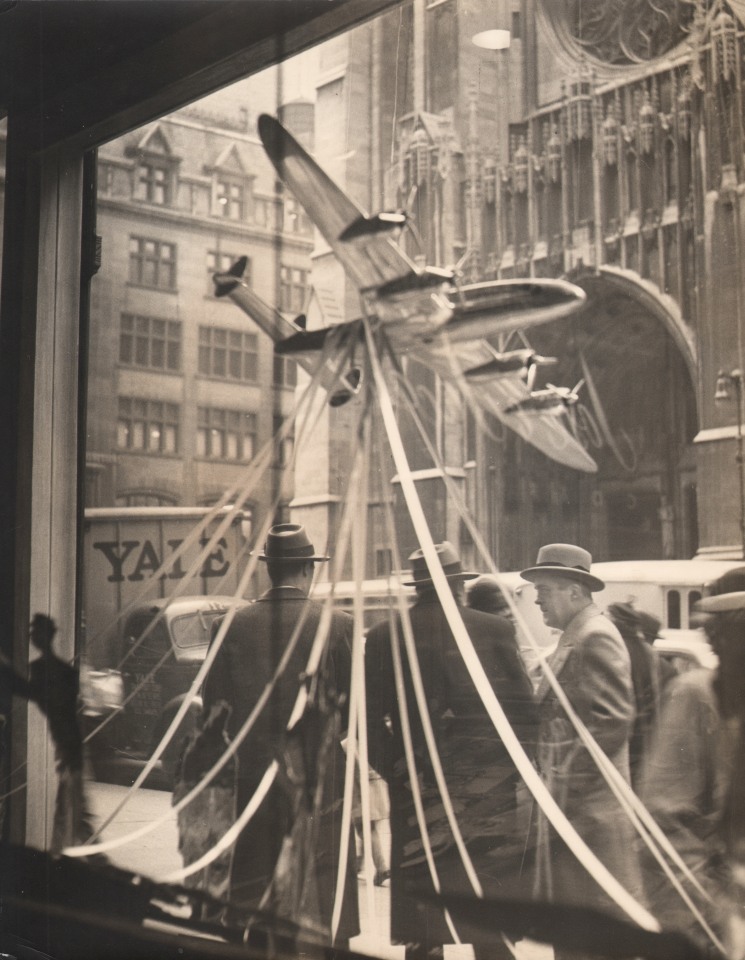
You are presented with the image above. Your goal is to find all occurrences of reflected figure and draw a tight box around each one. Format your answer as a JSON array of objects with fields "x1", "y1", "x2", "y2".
[
  {"x1": 352, "y1": 760, "x2": 391, "y2": 887},
  {"x1": 467, "y1": 575, "x2": 512, "y2": 618},
  {"x1": 0, "y1": 614, "x2": 93, "y2": 853},
  {"x1": 606, "y1": 602, "x2": 660, "y2": 787},
  {"x1": 640, "y1": 567, "x2": 745, "y2": 955},
  {"x1": 173, "y1": 699, "x2": 236, "y2": 918}
]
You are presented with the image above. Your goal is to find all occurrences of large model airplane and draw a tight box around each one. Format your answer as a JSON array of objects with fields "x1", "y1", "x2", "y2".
[{"x1": 213, "y1": 114, "x2": 597, "y2": 473}]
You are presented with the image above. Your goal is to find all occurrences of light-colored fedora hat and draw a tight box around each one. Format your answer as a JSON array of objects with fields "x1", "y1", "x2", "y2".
[
  {"x1": 697, "y1": 566, "x2": 745, "y2": 612},
  {"x1": 258, "y1": 523, "x2": 329, "y2": 562},
  {"x1": 520, "y1": 543, "x2": 605, "y2": 592},
  {"x1": 403, "y1": 541, "x2": 478, "y2": 587}
]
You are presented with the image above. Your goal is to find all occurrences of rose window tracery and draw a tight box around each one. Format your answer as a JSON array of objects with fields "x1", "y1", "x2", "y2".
[{"x1": 545, "y1": 0, "x2": 697, "y2": 65}]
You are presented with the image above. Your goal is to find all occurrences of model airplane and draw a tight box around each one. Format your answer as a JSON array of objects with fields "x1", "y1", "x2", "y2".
[
  {"x1": 462, "y1": 347, "x2": 557, "y2": 391},
  {"x1": 505, "y1": 379, "x2": 586, "y2": 416},
  {"x1": 213, "y1": 114, "x2": 597, "y2": 473}
]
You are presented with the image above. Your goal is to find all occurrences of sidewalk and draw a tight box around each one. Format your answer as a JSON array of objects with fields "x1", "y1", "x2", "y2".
[{"x1": 87, "y1": 780, "x2": 549, "y2": 960}]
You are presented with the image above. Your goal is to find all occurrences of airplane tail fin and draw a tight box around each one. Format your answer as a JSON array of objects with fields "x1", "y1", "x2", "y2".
[{"x1": 212, "y1": 256, "x2": 249, "y2": 297}]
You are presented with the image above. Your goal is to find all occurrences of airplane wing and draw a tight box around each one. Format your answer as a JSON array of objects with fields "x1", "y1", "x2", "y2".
[
  {"x1": 258, "y1": 114, "x2": 419, "y2": 294},
  {"x1": 417, "y1": 338, "x2": 598, "y2": 473}
]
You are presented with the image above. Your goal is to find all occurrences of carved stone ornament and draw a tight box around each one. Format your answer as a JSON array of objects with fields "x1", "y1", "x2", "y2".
[{"x1": 543, "y1": 0, "x2": 696, "y2": 65}]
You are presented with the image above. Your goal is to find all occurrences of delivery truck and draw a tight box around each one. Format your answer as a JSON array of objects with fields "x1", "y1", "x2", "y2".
[{"x1": 81, "y1": 507, "x2": 252, "y2": 761}]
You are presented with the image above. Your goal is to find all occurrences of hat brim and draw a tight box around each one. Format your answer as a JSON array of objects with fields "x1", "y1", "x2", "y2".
[
  {"x1": 403, "y1": 571, "x2": 479, "y2": 587},
  {"x1": 520, "y1": 564, "x2": 605, "y2": 592},
  {"x1": 696, "y1": 590, "x2": 745, "y2": 612},
  {"x1": 256, "y1": 553, "x2": 329, "y2": 562}
]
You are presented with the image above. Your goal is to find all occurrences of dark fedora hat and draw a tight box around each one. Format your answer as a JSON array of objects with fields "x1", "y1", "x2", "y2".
[
  {"x1": 258, "y1": 523, "x2": 329, "y2": 562},
  {"x1": 520, "y1": 543, "x2": 605, "y2": 592},
  {"x1": 403, "y1": 541, "x2": 478, "y2": 587},
  {"x1": 697, "y1": 566, "x2": 745, "y2": 612}
]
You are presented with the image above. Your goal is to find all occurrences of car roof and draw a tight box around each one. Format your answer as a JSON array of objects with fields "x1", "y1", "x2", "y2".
[{"x1": 126, "y1": 595, "x2": 249, "y2": 619}]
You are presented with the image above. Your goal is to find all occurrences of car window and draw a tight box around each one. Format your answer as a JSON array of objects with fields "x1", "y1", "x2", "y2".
[{"x1": 170, "y1": 609, "x2": 227, "y2": 649}]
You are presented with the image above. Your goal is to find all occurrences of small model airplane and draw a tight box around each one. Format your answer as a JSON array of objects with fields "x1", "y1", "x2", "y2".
[
  {"x1": 505, "y1": 379, "x2": 586, "y2": 416},
  {"x1": 213, "y1": 114, "x2": 597, "y2": 473},
  {"x1": 463, "y1": 347, "x2": 557, "y2": 391}
]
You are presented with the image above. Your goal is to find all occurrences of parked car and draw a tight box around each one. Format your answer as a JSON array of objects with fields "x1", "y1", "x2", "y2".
[{"x1": 118, "y1": 595, "x2": 250, "y2": 764}]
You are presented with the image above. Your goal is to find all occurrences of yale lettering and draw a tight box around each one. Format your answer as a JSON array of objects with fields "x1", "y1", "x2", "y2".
[{"x1": 94, "y1": 537, "x2": 230, "y2": 583}]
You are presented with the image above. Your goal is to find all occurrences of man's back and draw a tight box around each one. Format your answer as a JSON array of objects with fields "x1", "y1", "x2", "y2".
[
  {"x1": 366, "y1": 595, "x2": 535, "y2": 825},
  {"x1": 204, "y1": 591, "x2": 352, "y2": 780}
]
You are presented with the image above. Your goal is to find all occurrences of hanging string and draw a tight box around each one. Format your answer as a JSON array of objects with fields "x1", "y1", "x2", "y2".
[
  {"x1": 394, "y1": 367, "x2": 722, "y2": 950},
  {"x1": 365, "y1": 316, "x2": 659, "y2": 932}
]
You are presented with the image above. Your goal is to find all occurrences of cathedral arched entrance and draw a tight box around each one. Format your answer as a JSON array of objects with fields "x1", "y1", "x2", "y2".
[{"x1": 494, "y1": 269, "x2": 699, "y2": 569}]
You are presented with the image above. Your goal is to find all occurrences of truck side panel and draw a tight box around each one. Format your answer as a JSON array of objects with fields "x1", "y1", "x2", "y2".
[{"x1": 83, "y1": 509, "x2": 248, "y2": 666}]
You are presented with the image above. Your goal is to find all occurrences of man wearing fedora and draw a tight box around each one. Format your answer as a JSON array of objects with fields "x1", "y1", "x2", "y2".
[
  {"x1": 365, "y1": 542, "x2": 536, "y2": 960},
  {"x1": 639, "y1": 567, "x2": 745, "y2": 953},
  {"x1": 520, "y1": 543, "x2": 643, "y2": 942},
  {"x1": 203, "y1": 523, "x2": 359, "y2": 945}
]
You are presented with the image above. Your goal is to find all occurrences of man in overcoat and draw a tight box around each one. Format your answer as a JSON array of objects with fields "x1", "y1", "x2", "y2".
[
  {"x1": 365, "y1": 542, "x2": 536, "y2": 960},
  {"x1": 202, "y1": 523, "x2": 359, "y2": 946},
  {"x1": 520, "y1": 544, "x2": 643, "y2": 942}
]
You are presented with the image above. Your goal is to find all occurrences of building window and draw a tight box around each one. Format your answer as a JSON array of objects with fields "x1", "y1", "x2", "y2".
[
  {"x1": 206, "y1": 250, "x2": 250, "y2": 293},
  {"x1": 115, "y1": 491, "x2": 178, "y2": 507},
  {"x1": 198, "y1": 327, "x2": 258, "y2": 382},
  {"x1": 283, "y1": 195, "x2": 312, "y2": 235},
  {"x1": 273, "y1": 415, "x2": 295, "y2": 468},
  {"x1": 279, "y1": 265, "x2": 308, "y2": 313},
  {"x1": 119, "y1": 314, "x2": 181, "y2": 371},
  {"x1": 129, "y1": 237, "x2": 176, "y2": 289},
  {"x1": 427, "y1": 0, "x2": 457, "y2": 113},
  {"x1": 626, "y1": 150, "x2": 639, "y2": 215},
  {"x1": 216, "y1": 178, "x2": 245, "y2": 219},
  {"x1": 117, "y1": 397, "x2": 180, "y2": 453},
  {"x1": 273, "y1": 354, "x2": 298, "y2": 388},
  {"x1": 197, "y1": 407, "x2": 256, "y2": 462},
  {"x1": 135, "y1": 160, "x2": 172, "y2": 205},
  {"x1": 375, "y1": 548, "x2": 393, "y2": 577}
]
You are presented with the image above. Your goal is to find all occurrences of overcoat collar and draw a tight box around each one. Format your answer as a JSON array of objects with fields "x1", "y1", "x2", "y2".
[
  {"x1": 259, "y1": 585, "x2": 308, "y2": 601},
  {"x1": 535, "y1": 602, "x2": 600, "y2": 702}
]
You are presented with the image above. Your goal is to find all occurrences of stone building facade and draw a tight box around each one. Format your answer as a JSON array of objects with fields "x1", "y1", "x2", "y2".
[
  {"x1": 85, "y1": 77, "x2": 315, "y2": 534},
  {"x1": 296, "y1": 0, "x2": 745, "y2": 570}
]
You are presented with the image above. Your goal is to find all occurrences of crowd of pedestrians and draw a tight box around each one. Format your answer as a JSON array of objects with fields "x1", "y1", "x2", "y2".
[
  {"x1": 3, "y1": 523, "x2": 741, "y2": 959},
  {"x1": 178, "y1": 527, "x2": 742, "y2": 956}
]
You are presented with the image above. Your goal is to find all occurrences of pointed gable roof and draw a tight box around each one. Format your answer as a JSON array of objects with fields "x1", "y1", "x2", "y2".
[
  {"x1": 135, "y1": 123, "x2": 173, "y2": 156},
  {"x1": 206, "y1": 142, "x2": 250, "y2": 176}
]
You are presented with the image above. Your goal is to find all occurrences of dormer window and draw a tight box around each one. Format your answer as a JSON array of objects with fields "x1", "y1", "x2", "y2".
[
  {"x1": 126, "y1": 124, "x2": 179, "y2": 207},
  {"x1": 206, "y1": 143, "x2": 253, "y2": 221},
  {"x1": 137, "y1": 160, "x2": 171, "y2": 205},
  {"x1": 216, "y1": 177, "x2": 245, "y2": 220}
]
